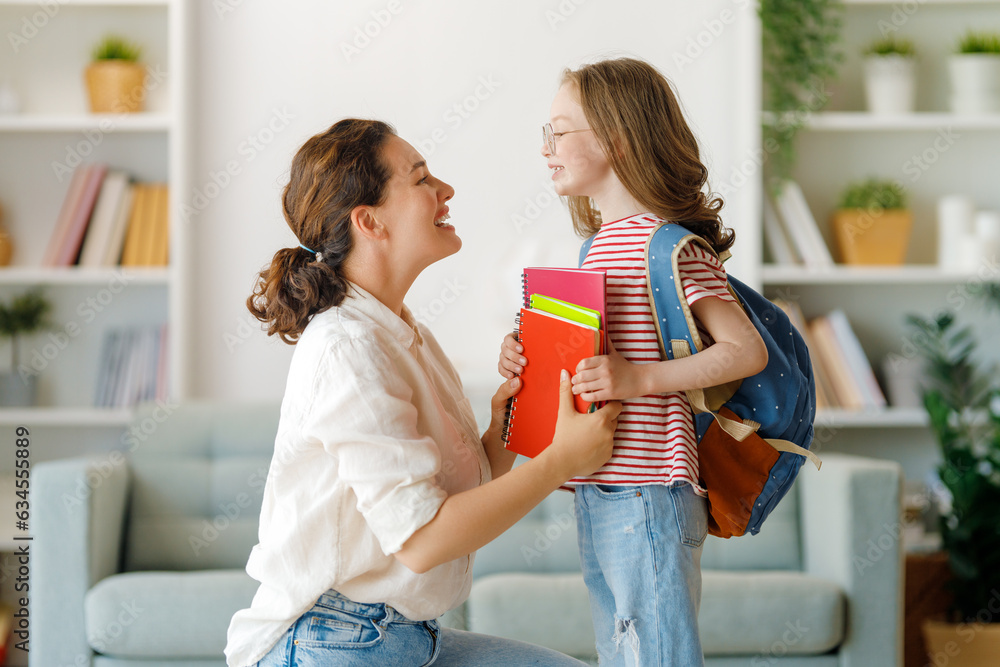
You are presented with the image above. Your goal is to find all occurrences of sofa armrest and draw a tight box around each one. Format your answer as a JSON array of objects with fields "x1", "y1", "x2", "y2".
[
  {"x1": 799, "y1": 453, "x2": 903, "y2": 667},
  {"x1": 30, "y1": 455, "x2": 130, "y2": 667}
]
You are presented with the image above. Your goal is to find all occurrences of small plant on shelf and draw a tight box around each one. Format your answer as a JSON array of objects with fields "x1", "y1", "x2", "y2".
[
  {"x1": 85, "y1": 35, "x2": 146, "y2": 114},
  {"x1": 908, "y1": 287, "x2": 1000, "y2": 655},
  {"x1": 862, "y1": 36, "x2": 918, "y2": 115},
  {"x1": 0, "y1": 289, "x2": 51, "y2": 406},
  {"x1": 950, "y1": 31, "x2": 1000, "y2": 114},
  {"x1": 831, "y1": 178, "x2": 911, "y2": 265}
]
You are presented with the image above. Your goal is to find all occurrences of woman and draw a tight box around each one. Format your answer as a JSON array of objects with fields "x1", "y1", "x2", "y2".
[{"x1": 225, "y1": 118, "x2": 621, "y2": 667}]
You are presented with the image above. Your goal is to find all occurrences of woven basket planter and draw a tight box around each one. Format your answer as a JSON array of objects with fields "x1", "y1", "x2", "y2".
[
  {"x1": 85, "y1": 60, "x2": 146, "y2": 113},
  {"x1": 831, "y1": 208, "x2": 912, "y2": 265},
  {"x1": 923, "y1": 619, "x2": 1000, "y2": 666}
]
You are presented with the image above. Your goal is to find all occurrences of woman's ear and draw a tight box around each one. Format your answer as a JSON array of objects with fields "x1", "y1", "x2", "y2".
[{"x1": 350, "y1": 206, "x2": 387, "y2": 241}]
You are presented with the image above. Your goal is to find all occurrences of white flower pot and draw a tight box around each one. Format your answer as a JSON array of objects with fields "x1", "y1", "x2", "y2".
[
  {"x1": 864, "y1": 55, "x2": 917, "y2": 115},
  {"x1": 949, "y1": 54, "x2": 1000, "y2": 113}
]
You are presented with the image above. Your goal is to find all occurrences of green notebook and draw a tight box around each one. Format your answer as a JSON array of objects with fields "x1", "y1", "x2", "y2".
[{"x1": 529, "y1": 293, "x2": 602, "y2": 330}]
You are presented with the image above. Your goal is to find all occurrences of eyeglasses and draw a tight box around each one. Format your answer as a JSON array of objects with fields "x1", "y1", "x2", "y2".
[{"x1": 542, "y1": 123, "x2": 592, "y2": 156}]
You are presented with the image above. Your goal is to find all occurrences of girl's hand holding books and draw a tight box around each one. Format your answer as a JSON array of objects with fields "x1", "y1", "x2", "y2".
[
  {"x1": 497, "y1": 332, "x2": 526, "y2": 379},
  {"x1": 571, "y1": 338, "x2": 646, "y2": 403}
]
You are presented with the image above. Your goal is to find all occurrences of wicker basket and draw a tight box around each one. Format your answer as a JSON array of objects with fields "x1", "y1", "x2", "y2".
[
  {"x1": 831, "y1": 208, "x2": 912, "y2": 265},
  {"x1": 85, "y1": 60, "x2": 146, "y2": 113},
  {"x1": 923, "y1": 619, "x2": 1000, "y2": 666}
]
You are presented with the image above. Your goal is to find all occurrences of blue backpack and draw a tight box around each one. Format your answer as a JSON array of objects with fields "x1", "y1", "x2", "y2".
[{"x1": 581, "y1": 222, "x2": 821, "y2": 538}]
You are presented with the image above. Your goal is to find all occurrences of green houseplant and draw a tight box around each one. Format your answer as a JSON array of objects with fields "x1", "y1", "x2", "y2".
[
  {"x1": 831, "y1": 178, "x2": 912, "y2": 265},
  {"x1": 85, "y1": 35, "x2": 146, "y2": 113},
  {"x1": 759, "y1": 0, "x2": 843, "y2": 187},
  {"x1": 909, "y1": 288, "x2": 1000, "y2": 664},
  {"x1": 949, "y1": 31, "x2": 1000, "y2": 114},
  {"x1": 863, "y1": 36, "x2": 917, "y2": 115},
  {"x1": 0, "y1": 289, "x2": 50, "y2": 406}
]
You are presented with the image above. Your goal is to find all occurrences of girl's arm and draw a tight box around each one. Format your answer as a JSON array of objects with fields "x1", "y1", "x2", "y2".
[
  {"x1": 571, "y1": 296, "x2": 768, "y2": 402},
  {"x1": 394, "y1": 373, "x2": 621, "y2": 574},
  {"x1": 480, "y1": 376, "x2": 520, "y2": 478}
]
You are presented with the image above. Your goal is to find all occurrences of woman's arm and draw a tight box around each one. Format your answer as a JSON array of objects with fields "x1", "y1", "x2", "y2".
[
  {"x1": 571, "y1": 296, "x2": 768, "y2": 402},
  {"x1": 480, "y1": 377, "x2": 520, "y2": 478},
  {"x1": 394, "y1": 373, "x2": 620, "y2": 574}
]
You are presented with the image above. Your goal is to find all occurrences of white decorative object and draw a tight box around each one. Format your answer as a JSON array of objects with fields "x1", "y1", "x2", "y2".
[
  {"x1": 937, "y1": 195, "x2": 975, "y2": 269},
  {"x1": 881, "y1": 355, "x2": 924, "y2": 409},
  {"x1": 974, "y1": 209, "x2": 1000, "y2": 265},
  {"x1": 949, "y1": 54, "x2": 1000, "y2": 114},
  {"x1": 864, "y1": 55, "x2": 917, "y2": 115},
  {"x1": 0, "y1": 79, "x2": 21, "y2": 115}
]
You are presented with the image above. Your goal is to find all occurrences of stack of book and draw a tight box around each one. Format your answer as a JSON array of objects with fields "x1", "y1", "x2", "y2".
[
  {"x1": 763, "y1": 180, "x2": 835, "y2": 268},
  {"x1": 774, "y1": 300, "x2": 887, "y2": 411},
  {"x1": 94, "y1": 324, "x2": 168, "y2": 408},
  {"x1": 43, "y1": 163, "x2": 169, "y2": 268},
  {"x1": 503, "y1": 267, "x2": 607, "y2": 458}
]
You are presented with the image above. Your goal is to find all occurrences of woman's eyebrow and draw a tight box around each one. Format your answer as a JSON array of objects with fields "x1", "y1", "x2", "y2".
[{"x1": 409, "y1": 160, "x2": 426, "y2": 174}]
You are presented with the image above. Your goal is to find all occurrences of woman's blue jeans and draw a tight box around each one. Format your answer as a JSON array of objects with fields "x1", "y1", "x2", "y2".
[
  {"x1": 254, "y1": 589, "x2": 588, "y2": 666},
  {"x1": 575, "y1": 481, "x2": 708, "y2": 667}
]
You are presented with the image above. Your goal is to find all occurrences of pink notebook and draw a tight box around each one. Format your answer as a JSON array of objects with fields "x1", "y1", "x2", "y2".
[{"x1": 521, "y1": 267, "x2": 607, "y2": 327}]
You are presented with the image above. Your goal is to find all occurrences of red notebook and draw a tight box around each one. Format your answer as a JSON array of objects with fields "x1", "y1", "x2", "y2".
[{"x1": 502, "y1": 307, "x2": 601, "y2": 458}]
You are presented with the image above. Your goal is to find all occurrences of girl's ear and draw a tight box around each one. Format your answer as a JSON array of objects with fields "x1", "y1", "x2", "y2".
[{"x1": 350, "y1": 206, "x2": 387, "y2": 241}]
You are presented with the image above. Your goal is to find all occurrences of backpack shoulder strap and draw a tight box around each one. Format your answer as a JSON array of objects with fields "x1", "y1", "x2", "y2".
[{"x1": 579, "y1": 234, "x2": 597, "y2": 268}]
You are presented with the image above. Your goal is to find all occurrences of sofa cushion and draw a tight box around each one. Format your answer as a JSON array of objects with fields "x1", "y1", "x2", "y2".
[
  {"x1": 84, "y1": 570, "x2": 257, "y2": 659},
  {"x1": 464, "y1": 569, "x2": 843, "y2": 658}
]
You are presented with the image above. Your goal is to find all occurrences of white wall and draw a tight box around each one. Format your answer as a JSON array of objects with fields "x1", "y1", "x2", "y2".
[{"x1": 190, "y1": 0, "x2": 760, "y2": 402}]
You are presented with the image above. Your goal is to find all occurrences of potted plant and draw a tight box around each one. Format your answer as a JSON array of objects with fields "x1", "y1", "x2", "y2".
[
  {"x1": 831, "y1": 178, "x2": 912, "y2": 264},
  {"x1": 759, "y1": 0, "x2": 843, "y2": 186},
  {"x1": 85, "y1": 35, "x2": 146, "y2": 113},
  {"x1": 863, "y1": 35, "x2": 917, "y2": 115},
  {"x1": 0, "y1": 289, "x2": 50, "y2": 406},
  {"x1": 908, "y1": 289, "x2": 1000, "y2": 666},
  {"x1": 949, "y1": 31, "x2": 1000, "y2": 114}
]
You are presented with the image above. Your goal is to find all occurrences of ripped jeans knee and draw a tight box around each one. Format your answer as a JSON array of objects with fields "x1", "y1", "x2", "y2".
[{"x1": 612, "y1": 616, "x2": 640, "y2": 663}]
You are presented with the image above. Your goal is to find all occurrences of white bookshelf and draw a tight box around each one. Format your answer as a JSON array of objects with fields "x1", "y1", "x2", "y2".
[
  {"x1": 764, "y1": 111, "x2": 1000, "y2": 131},
  {"x1": 0, "y1": 0, "x2": 191, "y2": 416}
]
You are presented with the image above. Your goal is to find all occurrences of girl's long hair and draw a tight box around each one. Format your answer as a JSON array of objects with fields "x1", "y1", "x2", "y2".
[
  {"x1": 562, "y1": 58, "x2": 735, "y2": 255},
  {"x1": 247, "y1": 119, "x2": 395, "y2": 344}
]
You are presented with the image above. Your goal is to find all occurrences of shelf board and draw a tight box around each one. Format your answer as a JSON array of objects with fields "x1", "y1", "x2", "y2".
[
  {"x1": 0, "y1": 407, "x2": 133, "y2": 427},
  {"x1": 842, "y1": 0, "x2": 1000, "y2": 4},
  {"x1": 761, "y1": 264, "x2": 995, "y2": 285},
  {"x1": 0, "y1": 0, "x2": 168, "y2": 5},
  {"x1": 0, "y1": 267, "x2": 170, "y2": 285},
  {"x1": 815, "y1": 407, "x2": 929, "y2": 428},
  {"x1": 0, "y1": 113, "x2": 171, "y2": 133},
  {"x1": 763, "y1": 111, "x2": 1000, "y2": 131}
]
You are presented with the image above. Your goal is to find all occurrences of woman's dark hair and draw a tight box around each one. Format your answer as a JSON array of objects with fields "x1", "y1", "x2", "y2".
[
  {"x1": 247, "y1": 119, "x2": 396, "y2": 344},
  {"x1": 561, "y1": 58, "x2": 735, "y2": 255}
]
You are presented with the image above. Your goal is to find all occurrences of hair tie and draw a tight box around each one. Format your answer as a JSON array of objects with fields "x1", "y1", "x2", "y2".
[{"x1": 299, "y1": 243, "x2": 324, "y2": 263}]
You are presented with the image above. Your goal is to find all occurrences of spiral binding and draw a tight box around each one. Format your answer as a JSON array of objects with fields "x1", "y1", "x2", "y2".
[{"x1": 500, "y1": 309, "x2": 524, "y2": 447}]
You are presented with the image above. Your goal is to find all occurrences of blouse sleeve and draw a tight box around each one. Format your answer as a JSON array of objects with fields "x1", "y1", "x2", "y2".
[
  {"x1": 303, "y1": 335, "x2": 447, "y2": 556},
  {"x1": 676, "y1": 242, "x2": 736, "y2": 307}
]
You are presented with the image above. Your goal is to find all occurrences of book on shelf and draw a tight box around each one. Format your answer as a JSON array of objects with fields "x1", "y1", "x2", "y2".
[
  {"x1": 42, "y1": 164, "x2": 100, "y2": 266},
  {"x1": 762, "y1": 194, "x2": 801, "y2": 265},
  {"x1": 53, "y1": 164, "x2": 109, "y2": 266},
  {"x1": 770, "y1": 180, "x2": 834, "y2": 269},
  {"x1": 502, "y1": 307, "x2": 601, "y2": 458},
  {"x1": 78, "y1": 170, "x2": 131, "y2": 267},
  {"x1": 826, "y1": 309, "x2": 887, "y2": 408},
  {"x1": 121, "y1": 183, "x2": 169, "y2": 267},
  {"x1": 102, "y1": 182, "x2": 136, "y2": 266},
  {"x1": 805, "y1": 312, "x2": 887, "y2": 411},
  {"x1": 95, "y1": 324, "x2": 168, "y2": 408},
  {"x1": 772, "y1": 298, "x2": 834, "y2": 410}
]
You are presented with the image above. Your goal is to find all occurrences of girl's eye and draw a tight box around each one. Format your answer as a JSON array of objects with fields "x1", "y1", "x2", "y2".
[{"x1": 419, "y1": 175, "x2": 429, "y2": 184}]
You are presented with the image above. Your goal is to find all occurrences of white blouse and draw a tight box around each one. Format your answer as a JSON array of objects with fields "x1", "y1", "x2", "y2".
[{"x1": 225, "y1": 284, "x2": 489, "y2": 667}]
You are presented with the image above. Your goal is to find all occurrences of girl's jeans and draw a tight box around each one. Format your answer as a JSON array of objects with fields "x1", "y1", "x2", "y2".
[
  {"x1": 575, "y1": 481, "x2": 708, "y2": 667},
  {"x1": 254, "y1": 588, "x2": 588, "y2": 666}
]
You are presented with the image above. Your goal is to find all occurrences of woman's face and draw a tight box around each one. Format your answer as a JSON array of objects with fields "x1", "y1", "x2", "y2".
[
  {"x1": 543, "y1": 83, "x2": 613, "y2": 199},
  {"x1": 373, "y1": 135, "x2": 459, "y2": 271}
]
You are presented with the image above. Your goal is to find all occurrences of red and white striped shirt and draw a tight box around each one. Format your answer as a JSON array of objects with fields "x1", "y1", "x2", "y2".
[{"x1": 568, "y1": 213, "x2": 736, "y2": 494}]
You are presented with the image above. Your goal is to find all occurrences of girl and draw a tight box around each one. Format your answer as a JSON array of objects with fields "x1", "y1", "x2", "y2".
[
  {"x1": 499, "y1": 58, "x2": 769, "y2": 666},
  {"x1": 225, "y1": 118, "x2": 621, "y2": 667}
]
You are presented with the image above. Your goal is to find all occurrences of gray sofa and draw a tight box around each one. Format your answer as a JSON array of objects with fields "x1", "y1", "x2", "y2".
[{"x1": 31, "y1": 402, "x2": 903, "y2": 666}]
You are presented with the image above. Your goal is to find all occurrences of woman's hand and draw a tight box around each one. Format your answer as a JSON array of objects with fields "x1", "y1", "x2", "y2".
[
  {"x1": 546, "y1": 370, "x2": 621, "y2": 479},
  {"x1": 498, "y1": 332, "x2": 526, "y2": 379},
  {"x1": 571, "y1": 338, "x2": 648, "y2": 402}
]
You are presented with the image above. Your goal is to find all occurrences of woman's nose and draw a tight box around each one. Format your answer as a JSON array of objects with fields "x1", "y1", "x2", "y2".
[{"x1": 440, "y1": 180, "x2": 455, "y2": 201}]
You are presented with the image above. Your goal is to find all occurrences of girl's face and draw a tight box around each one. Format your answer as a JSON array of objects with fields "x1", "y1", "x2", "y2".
[
  {"x1": 543, "y1": 83, "x2": 614, "y2": 199},
  {"x1": 372, "y1": 135, "x2": 459, "y2": 271}
]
